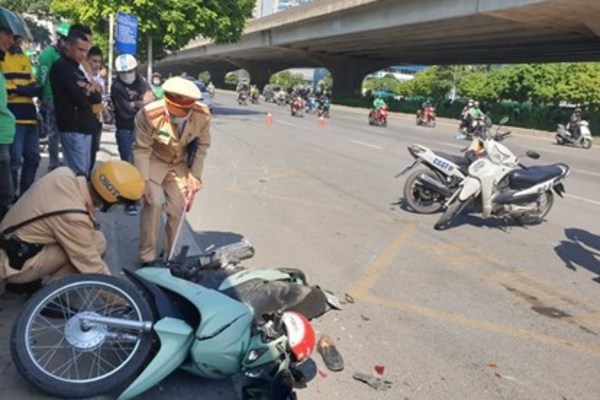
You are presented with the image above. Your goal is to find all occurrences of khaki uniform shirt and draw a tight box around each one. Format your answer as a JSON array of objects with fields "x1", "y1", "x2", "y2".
[
  {"x1": 133, "y1": 99, "x2": 211, "y2": 185},
  {"x1": 0, "y1": 168, "x2": 104, "y2": 279}
]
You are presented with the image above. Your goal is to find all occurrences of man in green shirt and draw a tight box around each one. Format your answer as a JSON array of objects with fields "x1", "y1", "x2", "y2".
[
  {"x1": 0, "y1": 24, "x2": 16, "y2": 220},
  {"x1": 36, "y1": 22, "x2": 69, "y2": 171}
]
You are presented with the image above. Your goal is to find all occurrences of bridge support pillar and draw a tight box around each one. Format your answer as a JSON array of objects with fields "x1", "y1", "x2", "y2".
[{"x1": 323, "y1": 59, "x2": 388, "y2": 103}]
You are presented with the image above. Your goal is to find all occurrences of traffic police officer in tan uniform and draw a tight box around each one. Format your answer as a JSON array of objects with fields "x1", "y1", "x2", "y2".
[
  {"x1": 133, "y1": 76, "x2": 211, "y2": 265},
  {"x1": 0, "y1": 161, "x2": 145, "y2": 294}
]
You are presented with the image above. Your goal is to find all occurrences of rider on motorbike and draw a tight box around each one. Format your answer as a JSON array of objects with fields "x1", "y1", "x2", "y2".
[
  {"x1": 237, "y1": 83, "x2": 249, "y2": 103},
  {"x1": 373, "y1": 96, "x2": 386, "y2": 112},
  {"x1": 250, "y1": 85, "x2": 260, "y2": 101},
  {"x1": 567, "y1": 108, "x2": 583, "y2": 139},
  {"x1": 459, "y1": 99, "x2": 474, "y2": 132}
]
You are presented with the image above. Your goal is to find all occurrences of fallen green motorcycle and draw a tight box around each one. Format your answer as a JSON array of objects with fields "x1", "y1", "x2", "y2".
[{"x1": 10, "y1": 241, "x2": 327, "y2": 399}]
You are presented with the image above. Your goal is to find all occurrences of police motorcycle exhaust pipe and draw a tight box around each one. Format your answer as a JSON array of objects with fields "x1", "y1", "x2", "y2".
[
  {"x1": 417, "y1": 172, "x2": 455, "y2": 198},
  {"x1": 10, "y1": 237, "x2": 332, "y2": 400}
]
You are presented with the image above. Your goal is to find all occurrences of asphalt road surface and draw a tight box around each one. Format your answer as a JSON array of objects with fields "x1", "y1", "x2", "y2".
[
  {"x1": 2, "y1": 92, "x2": 599, "y2": 400},
  {"x1": 195, "y1": 92, "x2": 600, "y2": 400}
]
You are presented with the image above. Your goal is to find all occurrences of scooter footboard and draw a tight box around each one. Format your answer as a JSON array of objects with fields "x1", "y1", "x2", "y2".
[{"x1": 118, "y1": 318, "x2": 194, "y2": 400}]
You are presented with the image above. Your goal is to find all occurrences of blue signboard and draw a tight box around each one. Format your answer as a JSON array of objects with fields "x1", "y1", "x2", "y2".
[{"x1": 115, "y1": 12, "x2": 138, "y2": 55}]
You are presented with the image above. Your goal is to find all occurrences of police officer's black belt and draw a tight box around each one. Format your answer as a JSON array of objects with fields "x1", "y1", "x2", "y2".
[{"x1": 1, "y1": 209, "x2": 89, "y2": 271}]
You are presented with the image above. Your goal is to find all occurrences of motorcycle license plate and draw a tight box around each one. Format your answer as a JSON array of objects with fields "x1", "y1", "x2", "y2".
[{"x1": 396, "y1": 159, "x2": 419, "y2": 177}]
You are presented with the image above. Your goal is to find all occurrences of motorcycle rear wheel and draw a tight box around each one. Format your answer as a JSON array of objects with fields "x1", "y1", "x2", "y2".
[
  {"x1": 434, "y1": 198, "x2": 470, "y2": 230},
  {"x1": 11, "y1": 274, "x2": 155, "y2": 398},
  {"x1": 514, "y1": 190, "x2": 554, "y2": 225},
  {"x1": 403, "y1": 169, "x2": 445, "y2": 214}
]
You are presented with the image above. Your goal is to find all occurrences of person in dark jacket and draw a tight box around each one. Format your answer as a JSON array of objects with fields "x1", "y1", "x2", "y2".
[
  {"x1": 49, "y1": 27, "x2": 101, "y2": 177},
  {"x1": 110, "y1": 54, "x2": 149, "y2": 163}
]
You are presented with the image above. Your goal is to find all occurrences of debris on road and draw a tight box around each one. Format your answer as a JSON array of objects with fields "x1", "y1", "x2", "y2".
[{"x1": 352, "y1": 371, "x2": 393, "y2": 391}]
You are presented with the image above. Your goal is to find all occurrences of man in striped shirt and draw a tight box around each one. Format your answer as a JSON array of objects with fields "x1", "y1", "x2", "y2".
[{"x1": 1, "y1": 36, "x2": 41, "y2": 198}]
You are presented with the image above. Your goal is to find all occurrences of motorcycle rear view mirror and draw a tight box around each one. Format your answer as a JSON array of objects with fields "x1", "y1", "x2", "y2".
[{"x1": 526, "y1": 150, "x2": 540, "y2": 159}]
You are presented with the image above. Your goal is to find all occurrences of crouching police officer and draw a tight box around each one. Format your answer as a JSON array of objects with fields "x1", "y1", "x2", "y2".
[
  {"x1": 133, "y1": 76, "x2": 211, "y2": 266},
  {"x1": 0, "y1": 161, "x2": 144, "y2": 294}
]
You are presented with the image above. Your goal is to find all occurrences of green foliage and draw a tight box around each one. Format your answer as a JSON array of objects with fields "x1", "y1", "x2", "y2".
[
  {"x1": 198, "y1": 71, "x2": 211, "y2": 83},
  {"x1": 50, "y1": 0, "x2": 255, "y2": 59},
  {"x1": 225, "y1": 72, "x2": 238, "y2": 85},
  {"x1": 0, "y1": 0, "x2": 51, "y2": 17},
  {"x1": 269, "y1": 70, "x2": 305, "y2": 90}
]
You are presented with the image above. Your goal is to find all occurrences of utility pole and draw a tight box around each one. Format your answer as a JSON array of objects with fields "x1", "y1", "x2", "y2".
[{"x1": 108, "y1": 14, "x2": 115, "y2": 94}]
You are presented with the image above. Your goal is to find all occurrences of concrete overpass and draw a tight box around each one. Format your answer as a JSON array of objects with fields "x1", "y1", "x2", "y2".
[{"x1": 155, "y1": 0, "x2": 600, "y2": 99}]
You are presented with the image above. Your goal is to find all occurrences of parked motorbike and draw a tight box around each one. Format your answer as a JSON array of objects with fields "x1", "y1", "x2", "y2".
[
  {"x1": 416, "y1": 106, "x2": 436, "y2": 128},
  {"x1": 318, "y1": 98, "x2": 330, "y2": 118},
  {"x1": 556, "y1": 121, "x2": 593, "y2": 149},
  {"x1": 10, "y1": 241, "x2": 328, "y2": 400},
  {"x1": 291, "y1": 97, "x2": 305, "y2": 117},
  {"x1": 238, "y1": 91, "x2": 249, "y2": 106},
  {"x1": 434, "y1": 130, "x2": 569, "y2": 230},
  {"x1": 368, "y1": 105, "x2": 388, "y2": 127}
]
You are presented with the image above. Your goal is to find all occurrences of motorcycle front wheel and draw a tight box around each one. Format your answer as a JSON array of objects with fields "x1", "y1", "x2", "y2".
[
  {"x1": 11, "y1": 274, "x2": 155, "y2": 398},
  {"x1": 403, "y1": 169, "x2": 445, "y2": 214},
  {"x1": 514, "y1": 190, "x2": 554, "y2": 225},
  {"x1": 581, "y1": 138, "x2": 592, "y2": 149},
  {"x1": 555, "y1": 135, "x2": 564, "y2": 145},
  {"x1": 434, "y1": 198, "x2": 470, "y2": 230}
]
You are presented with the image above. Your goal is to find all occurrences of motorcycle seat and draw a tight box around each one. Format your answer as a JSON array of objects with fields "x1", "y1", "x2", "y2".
[{"x1": 508, "y1": 164, "x2": 566, "y2": 190}]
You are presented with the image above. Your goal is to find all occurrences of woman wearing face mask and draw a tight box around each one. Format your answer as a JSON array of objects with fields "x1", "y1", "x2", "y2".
[
  {"x1": 110, "y1": 55, "x2": 150, "y2": 163},
  {"x1": 150, "y1": 72, "x2": 164, "y2": 100}
]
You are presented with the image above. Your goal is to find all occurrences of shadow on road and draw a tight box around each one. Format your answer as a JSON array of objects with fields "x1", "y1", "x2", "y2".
[
  {"x1": 555, "y1": 228, "x2": 600, "y2": 283},
  {"x1": 212, "y1": 105, "x2": 264, "y2": 116},
  {"x1": 192, "y1": 230, "x2": 246, "y2": 252}
]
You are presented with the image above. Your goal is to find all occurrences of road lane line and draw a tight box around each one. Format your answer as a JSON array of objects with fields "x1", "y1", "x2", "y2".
[
  {"x1": 573, "y1": 169, "x2": 600, "y2": 178},
  {"x1": 565, "y1": 193, "x2": 600, "y2": 206},
  {"x1": 350, "y1": 140, "x2": 384, "y2": 150},
  {"x1": 350, "y1": 223, "x2": 418, "y2": 295}
]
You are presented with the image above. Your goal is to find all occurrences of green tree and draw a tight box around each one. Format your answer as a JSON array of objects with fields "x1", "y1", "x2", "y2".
[
  {"x1": 270, "y1": 71, "x2": 305, "y2": 90},
  {"x1": 50, "y1": 0, "x2": 255, "y2": 59},
  {"x1": 198, "y1": 71, "x2": 211, "y2": 83},
  {"x1": 0, "y1": 0, "x2": 51, "y2": 17}
]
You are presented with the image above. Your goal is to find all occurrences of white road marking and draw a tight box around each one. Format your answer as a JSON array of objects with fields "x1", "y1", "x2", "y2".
[
  {"x1": 573, "y1": 169, "x2": 600, "y2": 178},
  {"x1": 564, "y1": 193, "x2": 600, "y2": 207},
  {"x1": 350, "y1": 140, "x2": 384, "y2": 150}
]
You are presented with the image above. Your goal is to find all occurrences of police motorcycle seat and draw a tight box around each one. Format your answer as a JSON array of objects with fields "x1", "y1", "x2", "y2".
[{"x1": 508, "y1": 164, "x2": 566, "y2": 190}]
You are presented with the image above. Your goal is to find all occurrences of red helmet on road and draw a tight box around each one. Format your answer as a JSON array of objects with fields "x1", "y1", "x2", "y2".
[{"x1": 282, "y1": 311, "x2": 315, "y2": 364}]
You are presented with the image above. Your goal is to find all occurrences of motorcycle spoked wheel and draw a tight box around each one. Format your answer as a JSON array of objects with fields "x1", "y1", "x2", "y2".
[
  {"x1": 581, "y1": 138, "x2": 592, "y2": 149},
  {"x1": 434, "y1": 198, "x2": 471, "y2": 230},
  {"x1": 11, "y1": 274, "x2": 155, "y2": 399},
  {"x1": 555, "y1": 135, "x2": 564, "y2": 145},
  {"x1": 513, "y1": 190, "x2": 554, "y2": 225},
  {"x1": 403, "y1": 169, "x2": 445, "y2": 214}
]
